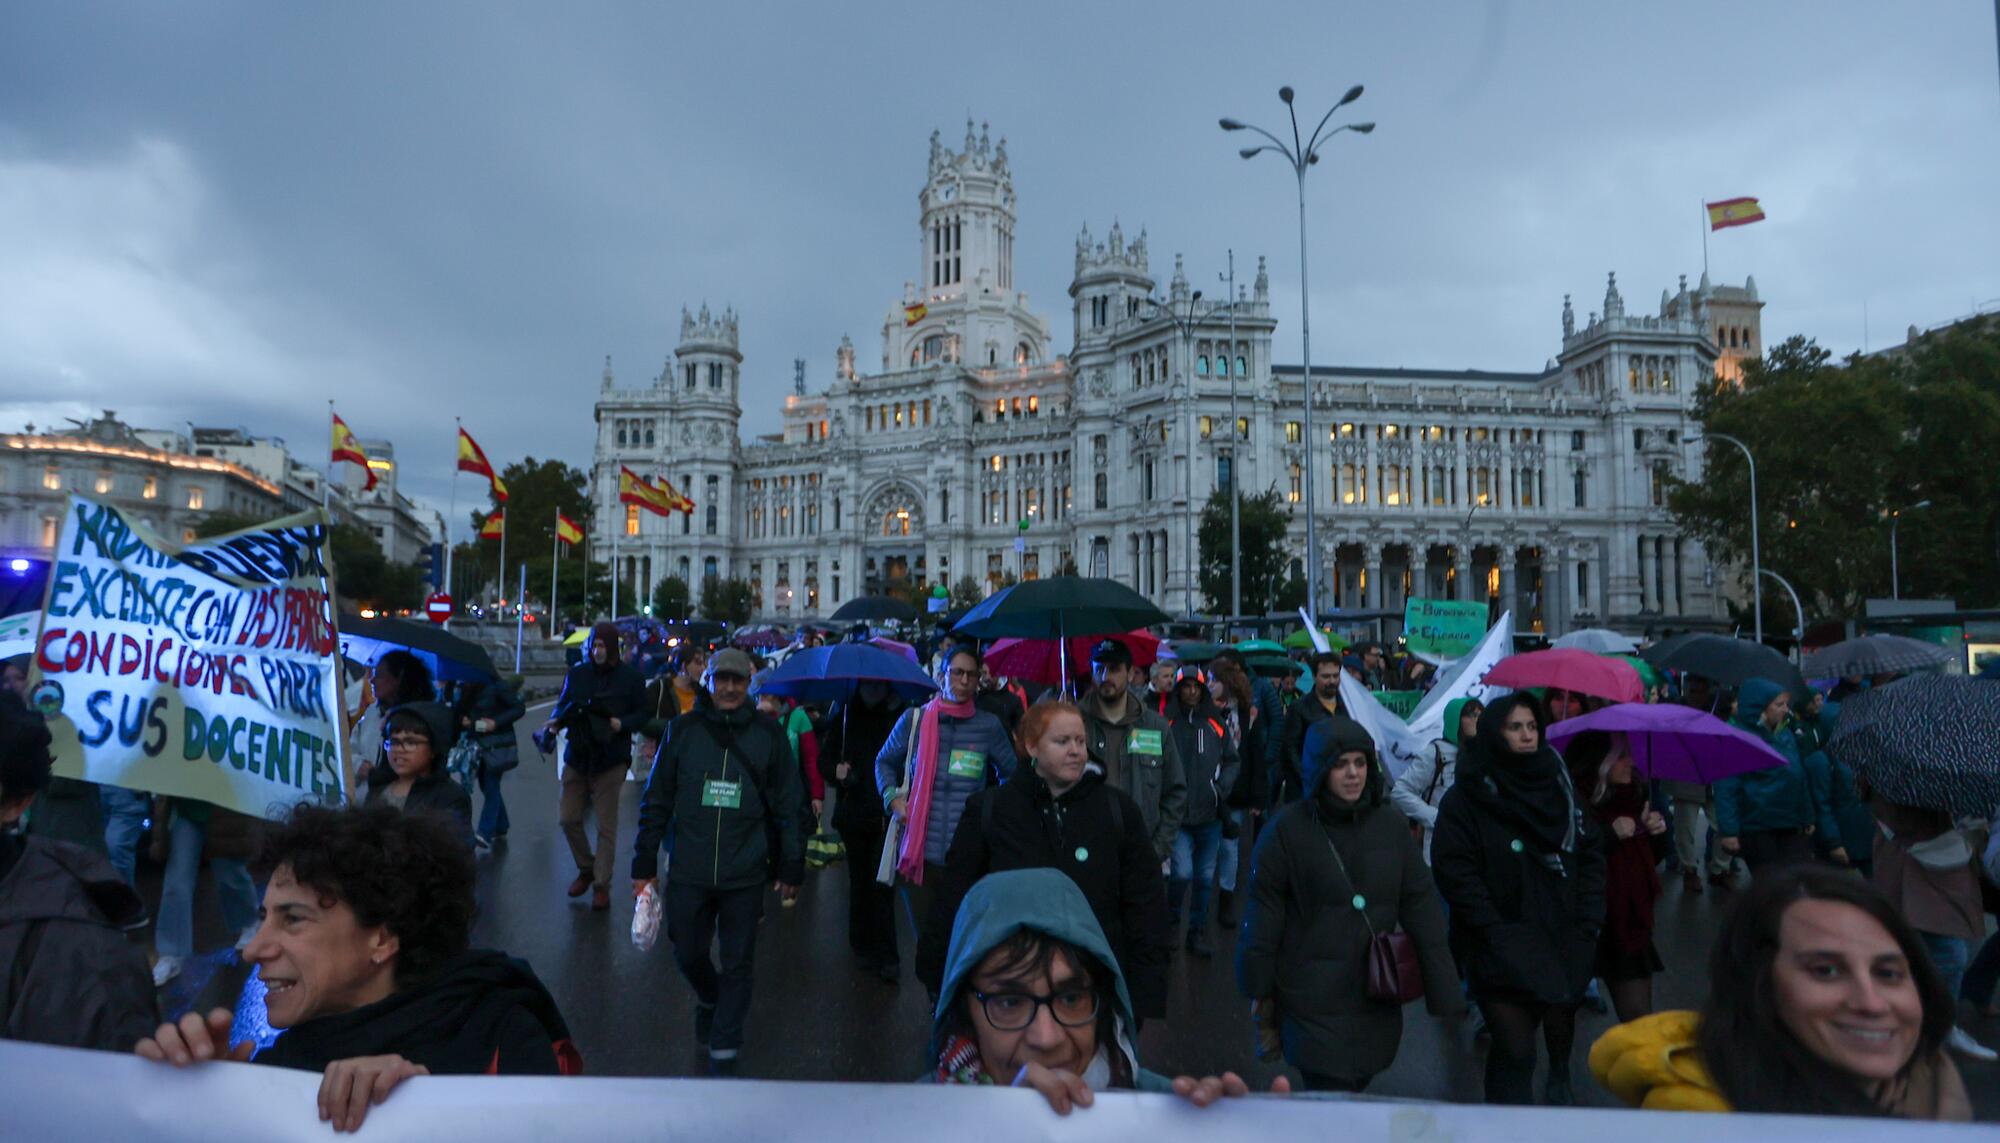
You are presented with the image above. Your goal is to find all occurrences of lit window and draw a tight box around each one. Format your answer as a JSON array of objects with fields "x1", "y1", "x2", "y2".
[
  {"x1": 1285, "y1": 422, "x2": 1302, "y2": 443},
  {"x1": 94, "y1": 471, "x2": 112, "y2": 494},
  {"x1": 1288, "y1": 464, "x2": 1302, "y2": 503},
  {"x1": 991, "y1": 455, "x2": 1003, "y2": 472},
  {"x1": 1384, "y1": 424, "x2": 1398, "y2": 437},
  {"x1": 41, "y1": 516, "x2": 57, "y2": 546},
  {"x1": 183, "y1": 529, "x2": 197, "y2": 544},
  {"x1": 1237, "y1": 417, "x2": 1250, "y2": 439},
  {"x1": 186, "y1": 487, "x2": 205, "y2": 510},
  {"x1": 42, "y1": 467, "x2": 60, "y2": 491},
  {"x1": 626, "y1": 505, "x2": 640, "y2": 535},
  {"x1": 142, "y1": 476, "x2": 158, "y2": 499},
  {"x1": 1199, "y1": 416, "x2": 1213, "y2": 439},
  {"x1": 1027, "y1": 395, "x2": 1038, "y2": 415}
]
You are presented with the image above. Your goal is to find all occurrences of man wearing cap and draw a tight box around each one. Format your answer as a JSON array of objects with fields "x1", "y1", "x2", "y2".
[
  {"x1": 632, "y1": 647, "x2": 805, "y2": 1077},
  {"x1": 1077, "y1": 640, "x2": 1185, "y2": 863},
  {"x1": 1163, "y1": 665, "x2": 1238, "y2": 957}
]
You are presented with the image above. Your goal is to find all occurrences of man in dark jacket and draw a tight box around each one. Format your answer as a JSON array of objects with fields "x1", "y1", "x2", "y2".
[
  {"x1": 973, "y1": 662, "x2": 1025, "y2": 741},
  {"x1": 545, "y1": 621, "x2": 647, "y2": 909},
  {"x1": 1276, "y1": 652, "x2": 1359, "y2": 805},
  {"x1": 631, "y1": 647, "x2": 805, "y2": 1077},
  {"x1": 1076, "y1": 640, "x2": 1185, "y2": 863},
  {"x1": 817, "y1": 683, "x2": 905, "y2": 981},
  {"x1": 0, "y1": 690, "x2": 156, "y2": 1051},
  {"x1": 1163, "y1": 667, "x2": 1238, "y2": 957}
]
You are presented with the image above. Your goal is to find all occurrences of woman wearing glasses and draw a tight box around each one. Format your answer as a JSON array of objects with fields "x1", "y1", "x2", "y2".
[
  {"x1": 364, "y1": 701, "x2": 473, "y2": 846},
  {"x1": 929, "y1": 867, "x2": 1286, "y2": 1112}
]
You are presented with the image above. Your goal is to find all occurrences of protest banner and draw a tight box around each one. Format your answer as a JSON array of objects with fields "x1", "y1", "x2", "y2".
[
  {"x1": 2, "y1": 1038, "x2": 1985, "y2": 1143},
  {"x1": 28, "y1": 497, "x2": 347, "y2": 817},
  {"x1": 1403, "y1": 597, "x2": 1489, "y2": 661},
  {"x1": 1406, "y1": 609, "x2": 1515, "y2": 746}
]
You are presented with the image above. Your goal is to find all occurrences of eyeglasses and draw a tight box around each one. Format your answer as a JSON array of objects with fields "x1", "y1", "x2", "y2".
[
  {"x1": 972, "y1": 986, "x2": 1099, "y2": 1030},
  {"x1": 386, "y1": 735, "x2": 429, "y2": 752},
  {"x1": 946, "y1": 668, "x2": 979, "y2": 680}
]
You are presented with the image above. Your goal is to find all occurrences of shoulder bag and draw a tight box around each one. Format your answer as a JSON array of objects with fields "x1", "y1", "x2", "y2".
[{"x1": 1321, "y1": 822, "x2": 1424, "y2": 1005}]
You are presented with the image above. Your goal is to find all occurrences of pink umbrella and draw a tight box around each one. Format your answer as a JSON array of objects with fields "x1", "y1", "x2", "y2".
[
  {"x1": 868, "y1": 636, "x2": 919, "y2": 664},
  {"x1": 984, "y1": 630, "x2": 1161, "y2": 687},
  {"x1": 1483, "y1": 648, "x2": 1643, "y2": 704}
]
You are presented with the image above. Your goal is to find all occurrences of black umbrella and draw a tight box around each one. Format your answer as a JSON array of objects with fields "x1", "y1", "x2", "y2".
[
  {"x1": 829, "y1": 595, "x2": 918, "y2": 623},
  {"x1": 1826, "y1": 674, "x2": 2000, "y2": 816},
  {"x1": 1801, "y1": 634, "x2": 1952, "y2": 680},
  {"x1": 1640, "y1": 633, "x2": 1809, "y2": 700},
  {"x1": 953, "y1": 576, "x2": 1169, "y2": 641},
  {"x1": 339, "y1": 613, "x2": 498, "y2": 684}
]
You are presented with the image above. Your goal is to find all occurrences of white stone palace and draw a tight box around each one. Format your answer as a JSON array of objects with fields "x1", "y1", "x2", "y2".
[{"x1": 590, "y1": 120, "x2": 1759, "y2": 636}]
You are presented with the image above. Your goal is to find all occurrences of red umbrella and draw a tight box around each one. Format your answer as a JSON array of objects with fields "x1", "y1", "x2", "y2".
[
  {"x1": 984, "y1": 631, "x2": 1161, "y2": 687},
  {"x1": 868, "y1": 636, "x2": 919, "y2": 664},
  {"x1": 1483, "y1": 647, "x2": 1643, "y2": 704}
]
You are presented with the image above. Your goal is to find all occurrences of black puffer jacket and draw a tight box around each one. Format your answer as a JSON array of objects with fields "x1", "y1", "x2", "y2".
[
  {"x1": 918, "y1": 765, "x2": 1171, "y2": 1020},
  {"x1": 1431, "y1": 713, "x2": 1606, "y2": 1006},
  {"x1": 0, "y1": 832, "x2": 156, "y2": 1051},
  {"x1": 549, "y1": 659, "x2": 647, "y2": 776},
  {"x1": 816, "y1": 698, "x2": 904, "y2": 834},
  {"x1": 1165, "y1": 698, "x2": 1238, "y2": 827},
  {"x1": 631, "y1": 703, "x2": 806, "y2": 890},
  {"x1": 256, "y1": 950, "x2": 580, "y2": 1076}
]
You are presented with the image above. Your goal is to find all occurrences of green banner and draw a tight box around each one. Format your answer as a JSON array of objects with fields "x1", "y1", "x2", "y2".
[
  {"x1": 1403, "y1": 597, "x2": 1489, "y2": 660},
  {"x1": 1371, "y1": 690, "x2": 1422, "y2": 719}
]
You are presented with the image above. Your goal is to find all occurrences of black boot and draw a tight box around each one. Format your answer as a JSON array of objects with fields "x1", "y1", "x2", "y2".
[
  {"x1": 1543, "y1": 1070, "x2": 1574, "y2": 1106},
  {"x1": 1185, "y1": 928, "x2": 1213, "y2": 958},
  {"x1": 1217, "y1": 890, "x2": 1238, "y2": 928}
]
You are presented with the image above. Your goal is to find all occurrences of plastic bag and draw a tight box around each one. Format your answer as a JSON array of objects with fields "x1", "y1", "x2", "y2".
[{"x1": 631, "y1": 882, "x2": 663, "y2": 952}]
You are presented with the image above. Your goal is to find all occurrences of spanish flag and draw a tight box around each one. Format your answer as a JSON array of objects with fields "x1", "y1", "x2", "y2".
[
  {"x1": 478, "y1": 509, "x2": 505, "y2": 539},
  {"x1": 655, "y1": 475, "x2": 695, "y2": 515},
  {"x1": 1707, "y1": 197, "x2": 1766, "y2": 231},
  {"x1": 456, "y1": 428, "x2": 508, "y2": 501},
  {"x1": 555, "y1": 513, "x2": 584, "y2": 545},
  {"x1": 618, "y1": 466, "x2": 676, "y2": 517},
  {"x1": 903, "y1": 302, "x2": 928, "y2": 327},
  {"x1": 330, "y1": 412, "x2": 377, "y2": 491}
]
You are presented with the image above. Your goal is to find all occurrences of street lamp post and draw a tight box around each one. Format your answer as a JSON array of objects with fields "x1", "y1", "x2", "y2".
[
  {"x1": 1143, "y1": 289, "x2": 1205, "y2": 617},
  {"x1": 1223, "y1": 85, "x2": 1373, "y2": 621},
  {"x1": 1889, "y1": 499, "x2": 1931, "y2": 599},
  {"x1": 1219, "y1": 252, "x2": 1243, "y2": 623},
  {"x1": 1694, "y1": 433, "x2": 1761, "y2": 645},
  {"x1": 1759, "y1": 568, "x2": 1806, "y2": 663}
]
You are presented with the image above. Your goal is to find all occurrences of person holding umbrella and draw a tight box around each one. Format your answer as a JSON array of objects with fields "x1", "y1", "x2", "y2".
[
  {"x1": 1713, "y1": 678, "x2": 1846, "y2": 881},
  {"x1": 819, "y1": 681, "x2": 908, "y2": 981}
]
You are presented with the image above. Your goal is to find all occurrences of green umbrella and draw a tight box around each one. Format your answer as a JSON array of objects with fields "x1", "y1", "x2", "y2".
[
  {"x1": 1282, "y1": 627, "x2": 1349, "y2": 652},
  {"x1": 1244, "y1": 653, "x2": 1303, "y2": 680},
  {"x1": 1613, "y1": 653, "x2": 1665, "y2": 690},
  {"x1": 1167, "y1": 639, "x2": 1226, "y2": 664},
  {"x1": 1233, "y1": 639, "x2": 1286, "y2": 654}
]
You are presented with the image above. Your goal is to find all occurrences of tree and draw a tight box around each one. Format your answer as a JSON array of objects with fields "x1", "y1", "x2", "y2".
[
  {"x1": 651, "y1": 575, "x2": 691, "y2": 621},
  {"x1": 698, "y1": 576, "x2": 757, "y2": 625},
  {"x1": 1196, "y1": 485, "x2": 1295, "y2": 616},
  {"x1": 1668, "y1": 324, "x2": 2000, "y2": 621},
  {"x1": 460, "y1": 457, "x2": 590, "y2": 600},
  {"x1": 948, "y1": 576, "x2": 985, "y2": 609}
]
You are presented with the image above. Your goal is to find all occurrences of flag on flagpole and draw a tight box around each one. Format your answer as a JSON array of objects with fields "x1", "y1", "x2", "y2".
[
  {"x1": 1706, "y1": 197, "x2": 1766, "y2": 231},
  {"x1": 903, "y1": 302, "x2": 927, "y2": 326},
  {"x1": 330, "y1": 412, "x2": 378, "y2": 491},
  {"x1": 654, "y1": 475, "x2": 695, "y2": 515},
  {"x1": 555, "y1": 514, "x2": 584, "y2": 545},
  {"x1": 456, "y1": 428, "x2": 508, "y2": 501},
  {"x1": 478, "y1": 509, "x2": 505, "y2": 539},
  {"x1": 618, "y1": 466, "x2": 677, "y2": 517}
]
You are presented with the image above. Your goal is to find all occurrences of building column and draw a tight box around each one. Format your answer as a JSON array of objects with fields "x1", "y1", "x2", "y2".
[
  {"x1": 1667, "y1": 538, "x2": 1683, "y2": 617},
  {"x1": 1499, "y1": 549, "x2": 1518, "y2": 620},
  {"x1": 1408, "y1": 547, "x2": 1428, "y2": 603},
  {"x1": 1365, "y1": 544, "x2": 1384, "y2": 610},
  {"x1": 1454, "y1": 545, "x2": 1474, "y2": 602},
  {"x1": 1547, "y1": 546, "x2": 1569, "y2": 637},
  {"x1": 1638, "y1": 535, "x2": 1657, "y2": 613}
]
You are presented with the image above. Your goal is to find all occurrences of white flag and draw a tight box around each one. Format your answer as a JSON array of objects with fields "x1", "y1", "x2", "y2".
[{"x1": 1406, "y1": 609, "x2": 1515, "y2": 748}]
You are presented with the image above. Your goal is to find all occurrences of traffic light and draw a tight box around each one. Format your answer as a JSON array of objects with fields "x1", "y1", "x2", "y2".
[{"x1": 417, "y1": 542, "x2": 444, "y2": 589}]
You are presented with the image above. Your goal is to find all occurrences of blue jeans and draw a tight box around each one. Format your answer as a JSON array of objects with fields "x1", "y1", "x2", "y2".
[
  {"x1": 477, "y1": 764, "x2": 510, "y2": 838},
  {"x1": 1169, "y1": 820, "x2": 1224, "y2": 927},
  {"x1": 156, "y1": 813, "x2": 260, "y2": 959},
  {"x1": 1920, "y1": 931, "x2": 1969, "y2": 1002},
  {"x1": 100, "y1": 787, "x2": 151, "y2": 887},
  {"x1": 1217, "y1": 807, "x2": 1246, "y2": 893}
]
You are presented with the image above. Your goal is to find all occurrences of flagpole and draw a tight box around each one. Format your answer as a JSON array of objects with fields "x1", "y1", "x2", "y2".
[
  {"x1": 1701, "y1": 199, "x2": 1710, "y2": 279},
  {"x1": 549, "y1": 506, "x2": 561, "y2": 640},
  {"x1": 324, "y1": 401, "x2": 335, "y2": 514},
  {"x1": 514, "y1": 562, "x2": 526, "y2": 673},
  {"x1": 496, "y1": 508, "x2": 507, "y2": 611},
  {"x1": 446, "y1": 417, "x2": 460, "y2": 627}
]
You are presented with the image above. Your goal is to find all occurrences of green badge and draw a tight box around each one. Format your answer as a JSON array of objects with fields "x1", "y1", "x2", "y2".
[
  {"x1": 1074, "y1": 846, "x2": 1089, "y2": 862},
  {"x1": 1509, "y1": 838, "x2": 1524, "y2": 854},
  {"x1": 701, "y1": 779, "x2": 743, "y2": 810},
  {"x1": 947, "y1": 749, "x2": 986, "y2": 779},
  {"x1": 1351, "y1": 894, "x2": 1367, "y2": 911},
  {"x1": 1128, "y1": 728, "x2": 1163, "y2": 755}
]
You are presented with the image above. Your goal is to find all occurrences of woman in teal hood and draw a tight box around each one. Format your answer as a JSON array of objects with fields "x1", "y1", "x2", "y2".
[
  {"x1": 1712, "y1": 677, "x2": 1844, "y2": 880},
  {"x1": 929, "y1": 868, "x2": 1288, "y2": 1112}
]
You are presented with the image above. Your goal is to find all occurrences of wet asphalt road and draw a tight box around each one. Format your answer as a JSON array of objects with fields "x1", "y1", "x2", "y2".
[{"x1": 157, "y1": 706, "x2": 1999, "y2": 1115}]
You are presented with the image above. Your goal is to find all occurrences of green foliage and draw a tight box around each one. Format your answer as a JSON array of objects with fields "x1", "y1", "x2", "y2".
[
  {"x1": 459, "y1": 457, "x2": 590, "y2": 597},
  {"x1": 948, "y1": 576, "x2": 985, "y2": 609},
  {"x1": 651, "y1": 575, "x2": 691, "y2": 621},
  {"x1": 1668, "y1": 323, "x2": 2000, "y2": 619},
  {"x1": 697, "y1": 576, "x2": 757, "y2": 625},
  {"x1": 1197, "y1": 485, "x2": 1296, "y2": 616}
]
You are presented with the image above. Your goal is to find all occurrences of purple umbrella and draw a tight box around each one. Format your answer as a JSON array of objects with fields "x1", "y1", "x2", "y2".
[{"x1": 1546, "y1": 703, "x2": 1787, "y2": 784}]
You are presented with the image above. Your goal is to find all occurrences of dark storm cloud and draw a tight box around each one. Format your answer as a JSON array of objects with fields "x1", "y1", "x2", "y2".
[{"x1": 2, "y1": 2, "x2": 1994, "y2": 523}]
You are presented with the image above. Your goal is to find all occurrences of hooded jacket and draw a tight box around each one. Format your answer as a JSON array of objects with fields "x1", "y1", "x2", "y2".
[
  {"x1": 633, "y1": 701, "x2": 806, "y2": 888},
  {"x1": 1076, "y1": 687, "x2": 1185, "y2": 859},
  {"x1": 1712, "y1": 678, "x2": 1838, "y2": 840},
  {"x1": 1391, "y1": 695, "x2": 1474, "y2": 861},
  {"x1": 456, "y1": 678, "x2": 527, "y2": 773},
  {"x1": 0, "y1": 832, "x2": 157, "y2": 1051},
  {"x1": 1431, "y1": 699, "x2": 1606, "y2": 1005},
  {"x1": 926, "y1": 869, "x2": 1170, "y2": 1092},
  {"x1": 255, "y1": 950, "x2": 581, "y2": 1077},
  {"x1": 918, "y1": 762, "x2": 1170, "y2": 1021},
  {"x1": 364, "y1": 702, "x2": 473, "y2": 845},
  {"x1": 548, "y1": 630, "x2": 648, "y2": 777},
  {"x1": 1164, "y1": 696, "x2": 1237, "y2": 828},
  {"x1": 1277, "y1": 693, "x2": 1361, "y2": 806},
  {"x1": 874, "y1": 704, "x2": 1019, "y2": 869},
  {"x1": 1237, "y1": 721, "x2": 1460, "y2": 1083}
]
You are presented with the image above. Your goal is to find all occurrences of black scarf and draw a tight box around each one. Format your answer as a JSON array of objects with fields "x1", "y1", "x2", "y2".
[{"x1": 1461, "y1": 695, "x2": 1577, "y2": 859}]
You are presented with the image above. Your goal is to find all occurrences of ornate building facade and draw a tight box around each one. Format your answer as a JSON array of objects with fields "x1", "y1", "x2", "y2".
[{"x1": 590, "y1": 122, "x2": 1752, "y2": 636}]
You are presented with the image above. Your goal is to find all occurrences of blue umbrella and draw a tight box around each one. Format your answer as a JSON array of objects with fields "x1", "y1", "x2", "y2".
[{"x1": 751, "y1": 642, "x2": 938, "y2": 704}]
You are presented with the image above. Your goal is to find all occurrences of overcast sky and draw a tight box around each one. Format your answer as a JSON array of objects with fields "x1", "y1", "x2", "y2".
[{"x1": 4, "y1": 2, "x2": 1996, "y2": 525}]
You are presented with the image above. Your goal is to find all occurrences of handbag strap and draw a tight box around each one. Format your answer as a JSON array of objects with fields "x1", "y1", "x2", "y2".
[{"x1": 1316, "y1": 816, "x2": 1378, "y2": 940}]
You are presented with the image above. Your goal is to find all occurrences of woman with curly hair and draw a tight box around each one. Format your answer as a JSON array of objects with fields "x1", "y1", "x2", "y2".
[{"x1": 135, "y1": 804, "x2": 580, "y2": 1131}]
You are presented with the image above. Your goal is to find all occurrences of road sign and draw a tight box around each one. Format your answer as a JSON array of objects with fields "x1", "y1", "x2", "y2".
[
  {"x1": 424, "y1": 592, "x2": 455, "y2": 625},
  {"x1": 1013, "y1": 537, "x2": 1026, "y2": 554}
]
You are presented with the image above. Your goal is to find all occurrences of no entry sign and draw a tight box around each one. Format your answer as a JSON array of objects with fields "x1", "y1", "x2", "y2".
[{"x1": 425, "y1": 592, "x2": 454, "y2": 625}]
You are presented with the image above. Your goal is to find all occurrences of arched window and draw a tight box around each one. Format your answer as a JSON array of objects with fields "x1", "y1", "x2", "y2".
[
  {"x1": 1197, "y1": 355, "x2": 1210, "y2": 376},
  {"x1": 703, "y1": 556, "x2": 718, "y2": 580},
  {"x1": 1215, "y1": 355, "x2": 1228, "y2": 378},
  {"x1": 616, "y1": 425, "x2": 627, "y2": 447},
  {"x1": 1094, "y1": 472, "x2": 1108, "y2": 510},
  {"x1": 923, "y1": 335, "x2": 944, "y2": 362},
  {"x1": 644, "y1": 424, "x2": 655, "y2": 446},
  {"x1": 1236, "y1": 355, "x2": 1248, "y2": 377},
  {"x1": 1015, "y1": 342, "x2": 1033, "y2": 366}
]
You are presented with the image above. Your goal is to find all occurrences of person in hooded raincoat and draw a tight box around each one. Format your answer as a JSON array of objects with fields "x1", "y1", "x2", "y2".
[{"x1": 1712, "y1": 677, "x2": 1844, "y2": 880}]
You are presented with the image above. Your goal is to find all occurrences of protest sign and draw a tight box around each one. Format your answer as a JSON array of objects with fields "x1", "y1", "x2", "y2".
[
  {"x1": 29, "y1": 498, "x2": 347, "y2": 817},
  {"x1": 1403, "y1": 597, "x2": 1489, "y2": 661},
  {"x1": 1406, "y1": 609, "x2": 1515, "y2": 746}
]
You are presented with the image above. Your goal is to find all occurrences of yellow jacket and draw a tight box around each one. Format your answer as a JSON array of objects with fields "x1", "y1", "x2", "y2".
[{"x1": 1589, "y1": 1011, "x2": 1731, "y2": 1112}]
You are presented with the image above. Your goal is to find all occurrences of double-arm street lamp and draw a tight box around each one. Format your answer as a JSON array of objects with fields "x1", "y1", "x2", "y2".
[
  {"x1": 1692, "y1": 433, "x2": 1762, "y2": 645},
  {"x1": 1889, "y1": 499, "x2": 1930, "y2": 599},
  {"x1": 1222, "y1": 85, "x2": 1373, "y2": 621},
  {"x1": 1144, "y1": 290, "x2": 1205, "y2": 617}
]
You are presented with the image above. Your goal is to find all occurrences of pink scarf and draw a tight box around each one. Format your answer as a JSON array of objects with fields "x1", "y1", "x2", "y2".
[{"x1": 896, "y1": 694, "x2": 978, "y2": 884}]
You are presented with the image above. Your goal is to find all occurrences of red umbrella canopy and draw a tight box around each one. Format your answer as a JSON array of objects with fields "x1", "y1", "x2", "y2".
[
  {"x1": 984, "y1": 631, "x2": 1161, "y2": 687},
  {"x1": 1484, "y1": 647, "x2": 1644, "y2": 704}
]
